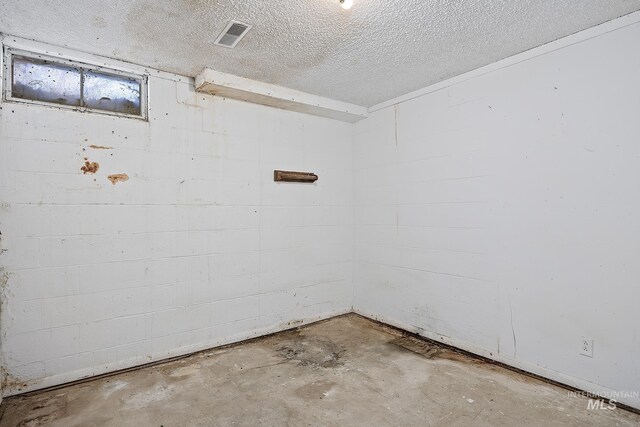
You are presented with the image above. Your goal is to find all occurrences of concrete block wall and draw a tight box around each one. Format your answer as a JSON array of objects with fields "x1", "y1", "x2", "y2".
[
  {"x1": 353, "y1": 14, "x2": 640, "y2": 409},
  {"x1": 0, "y1": 43, "x2": 353, "y2": 395}
]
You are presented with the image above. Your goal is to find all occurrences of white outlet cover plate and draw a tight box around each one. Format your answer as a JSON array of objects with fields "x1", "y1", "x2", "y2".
[{"x1": 580, "y1": 337, "x2": 594, "y2": 357}]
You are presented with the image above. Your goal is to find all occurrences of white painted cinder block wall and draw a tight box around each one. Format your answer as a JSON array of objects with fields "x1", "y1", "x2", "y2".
[
  {"x1": 353, "y1": 14, "x2": 640, "y2": 409},
  {"x1": 0, "y1": 39, "x2": 353, "y2": 395}
]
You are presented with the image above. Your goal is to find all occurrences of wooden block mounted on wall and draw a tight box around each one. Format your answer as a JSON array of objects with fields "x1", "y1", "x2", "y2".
[{"x1": 274, "y1": 170, "x2": 318, "y2": 183}]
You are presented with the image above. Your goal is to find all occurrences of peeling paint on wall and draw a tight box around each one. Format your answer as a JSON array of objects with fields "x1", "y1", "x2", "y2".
[
  {"x1": 81, "y1": 160, "x2": 100, "y2": 174},
  {"x1": 107, "y1": 174, "x2": 129, "y2": 185}
]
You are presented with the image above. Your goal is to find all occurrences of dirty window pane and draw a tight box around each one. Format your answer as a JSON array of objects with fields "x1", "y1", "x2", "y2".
[
  {"x1": 83, "y1": 71, "x2": 141, "y2": 115},
  {"x1": 11, "y1": 56, "x2": 81, "y2": 106}
]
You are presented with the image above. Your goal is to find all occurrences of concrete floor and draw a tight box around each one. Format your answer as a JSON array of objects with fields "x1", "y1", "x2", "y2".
[{"x1": 1, "y1": 314, "x2": 638, "y2": 426}]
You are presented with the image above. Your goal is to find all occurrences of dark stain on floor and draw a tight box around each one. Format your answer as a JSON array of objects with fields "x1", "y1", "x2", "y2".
[
  {"x1": 275, "y1": 330, "x2": 345, "y2": 369},
  {"x1": 389, "y1": 335, "x2": 482, "y2": 364},
  {"x1": 14, "y1": 394, "x2": 66, "y2": 427}
]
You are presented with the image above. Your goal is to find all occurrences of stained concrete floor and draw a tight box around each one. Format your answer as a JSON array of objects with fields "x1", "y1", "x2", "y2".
[{"x1": 1, "y1": 314, "x2": 638, "y2": 426}]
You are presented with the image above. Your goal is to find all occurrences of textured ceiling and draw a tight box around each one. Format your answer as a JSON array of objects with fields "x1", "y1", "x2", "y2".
[{"x1": 1, "y1": 0, "x2": 639, "y2": 106}]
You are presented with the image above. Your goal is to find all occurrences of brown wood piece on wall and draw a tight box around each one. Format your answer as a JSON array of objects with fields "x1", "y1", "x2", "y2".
[{"x1": 274, "y1": 170, "x2": 318, "y2": 183}]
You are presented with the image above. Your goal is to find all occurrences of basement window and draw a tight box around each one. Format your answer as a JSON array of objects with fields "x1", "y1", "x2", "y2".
[{"x1": 3, "y1": 48, "x2": 147, "y2": 119}]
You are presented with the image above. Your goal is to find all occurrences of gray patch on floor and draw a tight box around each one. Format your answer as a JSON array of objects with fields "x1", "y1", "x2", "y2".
[{"x1": 1, "y1": 314, "x2": 638, "y2": 426}]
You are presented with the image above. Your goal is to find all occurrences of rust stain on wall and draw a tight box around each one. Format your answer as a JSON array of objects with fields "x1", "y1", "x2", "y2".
[
  {"x1": 89, "y1": 145, "x2": 113, "y2": 150},
  {"x1": 108, "y1": 174, "x2": 129, "y2": 185},
  {"x1": 2, "y1": 373, "x2": 30, "y2": 393},
  {"x1": 81, "y1": 160, "x2": 100, "y2": 174}
]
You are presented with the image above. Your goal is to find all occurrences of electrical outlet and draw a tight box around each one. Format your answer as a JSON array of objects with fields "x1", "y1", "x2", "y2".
[{"x1": 580, "y1": 337, "x2": 594, "y2": 357}]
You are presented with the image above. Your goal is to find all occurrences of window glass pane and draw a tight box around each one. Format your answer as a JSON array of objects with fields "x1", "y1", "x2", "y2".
[
  {"x1": 11, "y1": 56, "x2": 81, "y2": 106},
  {"x1": 83, "y1": 71, "x2": 141, "y2": 115}
]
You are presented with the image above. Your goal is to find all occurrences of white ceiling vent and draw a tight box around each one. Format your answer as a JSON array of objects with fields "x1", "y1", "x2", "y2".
[{"x1": 214, "y1": 21, "x2": 252, "y2": 49}]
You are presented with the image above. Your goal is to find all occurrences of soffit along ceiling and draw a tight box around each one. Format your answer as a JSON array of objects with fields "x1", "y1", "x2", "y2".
[{"x1": 1, "y1": 1, "x2": 639, "y2": 107}]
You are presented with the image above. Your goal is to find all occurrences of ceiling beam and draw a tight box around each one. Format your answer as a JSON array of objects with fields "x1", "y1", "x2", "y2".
[{"x1": 195, "y1": 68, "x2": 368, "y2": 123}]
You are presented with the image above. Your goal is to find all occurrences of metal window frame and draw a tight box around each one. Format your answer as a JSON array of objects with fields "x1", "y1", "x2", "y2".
[{"x1": 2, "y1": 47, "x2": 148, "y2": 121}]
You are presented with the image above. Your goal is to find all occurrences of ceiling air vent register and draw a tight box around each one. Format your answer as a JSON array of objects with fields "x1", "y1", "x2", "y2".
[{"x1": 214, "y1": 21, "x2": 252, "y2": 49}]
